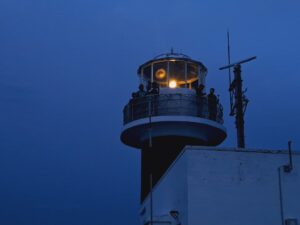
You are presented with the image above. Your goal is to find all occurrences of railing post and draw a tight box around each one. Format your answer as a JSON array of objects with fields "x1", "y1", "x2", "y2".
[
  {"x1": 131, "y1": 103, "x2": 134, "y2": 121},
  {"x1": 148, "y1": 95, "x2": 153, "y2": 148}
]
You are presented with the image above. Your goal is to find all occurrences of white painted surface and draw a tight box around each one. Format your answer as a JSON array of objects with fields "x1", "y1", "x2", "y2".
[
  {"x1": 140, "y1": 151, "x2": 188, "y2": 225},
  {"x1": 141, "y1": 147, "x2": 300, "y2": 225},
  {"x1": 122, "y1": 115, "x2": 226, "y2": 132}
]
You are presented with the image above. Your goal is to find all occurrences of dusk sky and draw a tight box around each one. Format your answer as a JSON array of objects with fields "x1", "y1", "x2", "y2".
[{"x1": 0, "y1": 0, "x2": 300, "y2": 224}]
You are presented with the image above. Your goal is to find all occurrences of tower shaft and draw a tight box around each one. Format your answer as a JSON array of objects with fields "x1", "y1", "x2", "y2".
[{"x1": 141, "y1": 138, "x2": 184, "y2": 202}]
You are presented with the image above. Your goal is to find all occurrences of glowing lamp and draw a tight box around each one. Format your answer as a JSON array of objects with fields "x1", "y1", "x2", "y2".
[
  {"x1": 155, "y1": 69, "x2": 166, "y2": 79},
  {"x1": 169, "y1": 80, "x2": 177, "y2": 88}
]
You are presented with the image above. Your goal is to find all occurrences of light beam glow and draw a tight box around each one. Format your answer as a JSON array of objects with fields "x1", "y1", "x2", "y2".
[{"x1": 169, "y1": 80, "x2": 177, "y2": 88}]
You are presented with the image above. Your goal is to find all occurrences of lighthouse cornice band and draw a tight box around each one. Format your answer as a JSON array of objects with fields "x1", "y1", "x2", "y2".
[
  {"x1": 123, "y1": 115, "x2": 226, "y2": 131},
  {"x1": 121, "y1": 115, "x2": 227, "y2": 148}
]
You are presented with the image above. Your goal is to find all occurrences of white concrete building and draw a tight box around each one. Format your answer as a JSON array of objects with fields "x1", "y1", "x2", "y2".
[{"x1": 140, "y1": 147, "x2": 299, "y2": 225}]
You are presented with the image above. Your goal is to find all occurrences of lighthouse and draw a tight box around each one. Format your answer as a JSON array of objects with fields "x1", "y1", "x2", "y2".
[
  {"x1": 121, "y1": 52, "x2": 300, "y2": 225},
  {"x1": 121, "y1": 51, "x2": 226, "y2": 200}
]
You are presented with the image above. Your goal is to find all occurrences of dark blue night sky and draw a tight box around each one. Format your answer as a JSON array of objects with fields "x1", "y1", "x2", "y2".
[{"x1": 0, "y1": 0, "x2": 299, "y2": 224}]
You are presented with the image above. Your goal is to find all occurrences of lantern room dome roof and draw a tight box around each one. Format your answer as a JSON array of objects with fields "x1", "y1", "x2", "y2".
[{"x1": 137, "y1": 51, "x2": 207, "y2": 75}]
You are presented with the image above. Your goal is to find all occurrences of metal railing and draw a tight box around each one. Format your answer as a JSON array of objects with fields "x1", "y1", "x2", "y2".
[{"x1": 123, "y1": 93, "x2": 224, "y2": 125}]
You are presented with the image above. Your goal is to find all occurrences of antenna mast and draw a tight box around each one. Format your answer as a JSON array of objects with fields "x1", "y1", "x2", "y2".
[
  {"x1": 220, "y1": 56, "x2": 256, "y2": 148},
  {"x1": 227, "y1": 30, "x2": 234, "y2": 114}
]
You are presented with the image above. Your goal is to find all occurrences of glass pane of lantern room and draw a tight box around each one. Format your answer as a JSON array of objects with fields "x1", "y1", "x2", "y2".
[
  {"x1": 141, "y1": 65, "x2": 151, "y2": 86},
  {"x1": 187, "y1": 62, "x2": 199, "y2": 89},
  {"x1": 168, "y1": 61, "x2": 186, "y2": 88}
]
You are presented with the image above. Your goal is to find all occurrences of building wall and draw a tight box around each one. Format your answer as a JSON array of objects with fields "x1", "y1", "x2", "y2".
[
  {"x1": 140, "y1": 151, "x2": 188, "y2": 225},
  {"x1": 141, "y1": 147, "x2": 300, "y2": 225},
  {"x1": 187, "y1": 148, "x2": 300, "y2": 225}
]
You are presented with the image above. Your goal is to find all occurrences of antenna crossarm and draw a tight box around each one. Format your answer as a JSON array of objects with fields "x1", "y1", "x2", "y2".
[{"x1": 219, "y1": 56, "x2": 257, "y2": 70}]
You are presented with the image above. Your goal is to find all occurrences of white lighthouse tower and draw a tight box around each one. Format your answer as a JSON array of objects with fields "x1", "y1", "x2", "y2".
[
  {"x1": 121, "y1": 52, "x2": 226, "y2": 200},
  {"x1": 121, "y1": 52, "x2": 300, "y2": 225}
]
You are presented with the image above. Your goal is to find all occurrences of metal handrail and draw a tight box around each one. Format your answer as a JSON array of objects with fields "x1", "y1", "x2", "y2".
[{"x1": 123, "y1": 93, "x2": 224, "y2": 125}]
